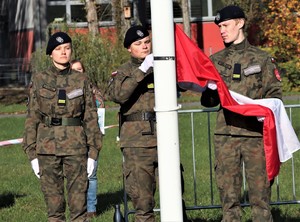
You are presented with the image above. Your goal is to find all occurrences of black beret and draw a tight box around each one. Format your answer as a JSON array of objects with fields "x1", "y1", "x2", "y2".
[
  {"x1": 215, "y1": 5, "x2": 246, "y2": 25},
  {"x1": 123, "y1": 26, "x2": 149, "y2": 48},
  {"x1": 46, "y1": 32, "x2": 72, "y2": 55}
]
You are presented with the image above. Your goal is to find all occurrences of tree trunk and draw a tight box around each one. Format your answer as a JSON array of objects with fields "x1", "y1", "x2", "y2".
[
  {"x1": 112, "y1": 0, "x2": 131, "y2": 45},
  {"x1": 85, "y1": 0, "x2": 99, "y2": 36},
  {"x1": 181, "y1": 0, "x2": 191, "y2": 37}
]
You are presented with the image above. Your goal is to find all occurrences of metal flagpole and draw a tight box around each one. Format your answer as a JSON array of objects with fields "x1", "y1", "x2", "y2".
[{"x1": 150, "y1": 0, "x2": 183, "y2": 221}]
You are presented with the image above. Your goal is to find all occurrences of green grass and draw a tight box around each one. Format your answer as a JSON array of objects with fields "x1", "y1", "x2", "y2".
[
  {"x1": 0, "y1": 95, "x2": 300, "y2": 221},
  {"x1": 0, "y1": 103, "x2": 27, "y2": 114}
]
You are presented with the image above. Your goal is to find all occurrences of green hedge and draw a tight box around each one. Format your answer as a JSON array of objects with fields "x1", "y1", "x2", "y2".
[{"x1": 30, "y1": 30, "x2": 129, "y2": 94}]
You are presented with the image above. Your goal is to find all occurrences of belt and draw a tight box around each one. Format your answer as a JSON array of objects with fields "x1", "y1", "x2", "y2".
[
  {"x1": 122, "y1": 112, "x2": 156, "y2": 122},
  {"x1": 42, "y1": 116, "x2": 82, "y2": 126}
]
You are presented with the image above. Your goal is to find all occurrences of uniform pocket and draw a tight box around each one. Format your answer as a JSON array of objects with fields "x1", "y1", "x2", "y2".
[
  {"x1": 123, "y1": 166, "x2": 139, "y2": 199},
  {"x1": 38, "y1": 88, "x2": 56, "y2": 113},
  {"x1": 66, "y1": 88, "x2": 84, "y2": 114},
  {"x1": 214, "y1": 159, "x2": 224, "y2": 190},
  {"x1": 39, "y1": 88, "x2": 56, "y2": 99}
]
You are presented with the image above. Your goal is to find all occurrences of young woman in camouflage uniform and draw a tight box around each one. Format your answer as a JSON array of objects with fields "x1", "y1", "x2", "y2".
[
  {"x1": 106, "y1": 26, "x2": 157, "y2": 222},
  {"x1": 201, "y1": 5, "x2": 282, "y2": 222},
  {"x1": 23, "y1": 32, "x2": 102, "y2": 222}
]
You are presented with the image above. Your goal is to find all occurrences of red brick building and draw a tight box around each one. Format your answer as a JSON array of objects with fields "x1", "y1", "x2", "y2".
[{"x1": 0, "y1": 0, "x2": 225, "y2": 86}]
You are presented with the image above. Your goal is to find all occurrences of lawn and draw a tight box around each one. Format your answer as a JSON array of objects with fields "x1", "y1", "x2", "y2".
[{"x1": 0, "y1": 95, "x2": 300, "y2": 221}]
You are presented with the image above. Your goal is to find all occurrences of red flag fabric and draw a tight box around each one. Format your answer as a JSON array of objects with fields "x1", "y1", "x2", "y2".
[{"x1": 175, "y1": 25, "x2": 280, "y2": 181}]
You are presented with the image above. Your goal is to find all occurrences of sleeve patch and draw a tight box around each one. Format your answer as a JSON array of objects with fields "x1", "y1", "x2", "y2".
[
  {"x1": 111, "y1": 71, "x2": 118, "y2": 76},
  {"x1": 274, "y1": 68, "x2": 281, "y2": 81},
  {"x1": 270, "y1": 57, "x2": 276, "y2": 63}
]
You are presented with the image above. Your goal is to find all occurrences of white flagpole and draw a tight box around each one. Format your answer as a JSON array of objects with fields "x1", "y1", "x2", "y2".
[{"x1": 150, "y1": 0, "x2": 183, "y2": 221}]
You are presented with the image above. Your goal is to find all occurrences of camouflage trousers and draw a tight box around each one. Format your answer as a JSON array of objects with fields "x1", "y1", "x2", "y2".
[
  {"x1": 214, "y1": 135, "x2": 273, "y2": 222},
  {"x1": 122, "y1": 147, "x2": 158, "y2": 222},
  {"x1": 38, "y1": 154, "x2": 88, "y2": 222}
]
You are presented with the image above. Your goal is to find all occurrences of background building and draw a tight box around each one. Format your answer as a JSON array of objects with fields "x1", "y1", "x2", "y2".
[{"x1": 0, "y1": 0, "x2": 224, "y2": 86}]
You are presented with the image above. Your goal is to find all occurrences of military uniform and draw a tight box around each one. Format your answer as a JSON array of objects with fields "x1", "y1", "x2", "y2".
[
  {"x1": 106, "y1": 55, "x2": 157, "y2": 221},
  {"x1": 23, "y1": 65, "x2": 102, "y2": 221},
  {"x1": 201, "y1": 38, "x2": 282, "y2": 222}
]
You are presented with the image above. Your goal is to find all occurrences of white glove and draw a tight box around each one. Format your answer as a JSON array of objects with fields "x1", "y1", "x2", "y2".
[
  {"x1": 207, "y1": 80, "x2": 217, "y2": 90},
  {"x1": 139, "y1": 54, "x2": 154, "y2": 73},
  {"x1": 31, "y1": 158, "x2": 40, "y2": 179},
  {"x1": 257, "y1": 116, "x2": 265, "y2": 122},
  {"x1": 87, "y1": 158, "x2": 96, "y2": 178}
]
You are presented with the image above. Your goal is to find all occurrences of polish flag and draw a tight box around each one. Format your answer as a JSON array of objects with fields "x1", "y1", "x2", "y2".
[{"x1": 175, "y1": 25, "x2": 300, "y2": 180}]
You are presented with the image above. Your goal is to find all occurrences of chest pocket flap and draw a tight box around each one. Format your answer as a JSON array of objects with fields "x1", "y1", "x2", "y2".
[{"x1": 39, "y1": 87, "x2": 56, "y2": 99}]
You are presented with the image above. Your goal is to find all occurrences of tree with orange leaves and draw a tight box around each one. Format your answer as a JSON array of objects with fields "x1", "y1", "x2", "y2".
[{"x1": 261, "y1": 0, "x2": 300, "y2": 91}]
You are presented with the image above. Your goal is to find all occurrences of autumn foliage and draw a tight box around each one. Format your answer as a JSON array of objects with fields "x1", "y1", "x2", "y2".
[{"x1": 261, "y1": 0, "x2": 300, "y2": 91}]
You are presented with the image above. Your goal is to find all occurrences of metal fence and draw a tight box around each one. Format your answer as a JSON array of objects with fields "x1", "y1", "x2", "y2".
[{"x1": 121, "y1": 104, "x2": 300, "y2": 221}]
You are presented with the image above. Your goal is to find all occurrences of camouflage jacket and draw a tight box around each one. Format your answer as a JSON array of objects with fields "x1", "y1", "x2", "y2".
[
  {"x1": 201, "y1": 39, "x2": 282, "y2": 136},
  {"x1": 23, "y1": 65, "x2": 102, "y2": 161},
  {"x1": 105, "y1": 56, "x2": 156, "y2": 148}
]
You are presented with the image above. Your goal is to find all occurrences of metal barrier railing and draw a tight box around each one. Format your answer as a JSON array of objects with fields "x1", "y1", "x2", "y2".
[{"x1": 120, "y1": 104, "x2": 300, "y2": 221}]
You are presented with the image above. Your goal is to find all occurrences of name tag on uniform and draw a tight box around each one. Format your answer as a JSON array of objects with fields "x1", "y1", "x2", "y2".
[
  {"x1": 67, "y1": 88, "x2": 83, "y2": 99},
  {"x1": 244, "y1": 65, "x2": 261, "y2": 76}
]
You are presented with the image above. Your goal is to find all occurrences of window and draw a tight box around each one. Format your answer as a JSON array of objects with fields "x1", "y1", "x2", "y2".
[
  {"x1": 212, "y1": 0, "x2": 225, "y2": 15},
  {"x1": 145, "y1": 0, "x2": 224, "y2": 23},
  {"x1": 190, "y1": 0, "x2": 225, "y2": 21},
  {"x1": 70, "y1": 5, "x2": 86, "y2": 23},
  {"x1": 47, "y1": 5, "x2": 66, "y2": 23},
  {"x1": 46, "y1": 0, "x2": 225, "y2": 27},
  {"x1": 97, "y1": 3, "x2": 112, "y2": 21},
  {"x1": 46, "y1": 0, "x2": 113, "y2": 26}
]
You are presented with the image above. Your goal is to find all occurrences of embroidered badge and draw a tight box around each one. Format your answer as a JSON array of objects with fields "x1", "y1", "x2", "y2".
[
  {"x1": 111, "y1": 71, "x2": 118, "y2": 76},
  {"x1": 218, "y1": 61, "x2": 232, "y2": 70},
  {"x1": 56, "y1": 36, "x2": 64, "y2": 43},
  {"x1": 215, "y1": 13, "x2": 221, "y2": 22},
  {"x1": 274, "y1": 68, "x2": 281, "y2": 81},
  {"x1": 270, "y1": 57, "x2": 276, "y2": 63},
  {"x1": 136, "y1": 30, "x2": 144, "y2": 38}
]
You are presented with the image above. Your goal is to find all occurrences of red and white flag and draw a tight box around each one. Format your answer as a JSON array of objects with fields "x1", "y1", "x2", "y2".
[{"x1": 175, "y1": 25, "x2": 300, "y2": 180}]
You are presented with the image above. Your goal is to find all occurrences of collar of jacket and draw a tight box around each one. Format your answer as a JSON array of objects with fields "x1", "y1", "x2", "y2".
[
  {"x1": 50, "y1": 63, "x2": 71, "y2": 75},
  {"x1": 227, "y1": 38, "x2": 250, "y2": 51},
  {"x1": 131, "y1": 56, "x2": 144, "y2": 65}
]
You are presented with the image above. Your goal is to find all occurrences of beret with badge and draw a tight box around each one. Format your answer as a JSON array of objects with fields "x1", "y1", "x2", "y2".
[
  {"x1": 215, "y1": 5, "x2": 246, "y2": 25},
  {"x1": 46, "y1": 32, "x2": 72, "y2": 55},
  {"x1": 123, "y1": 26, "x2": 149, "y2": 48}
]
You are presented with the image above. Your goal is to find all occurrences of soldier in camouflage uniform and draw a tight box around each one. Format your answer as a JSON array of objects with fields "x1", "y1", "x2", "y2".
[
  {"x1": 200, "y1": 5, "x2": 282, "y2": 222},
  {"x1": 23, "y1": 32, "x2": 102, "y2": 222},
  {"x1": 105, "y1": 26, "x2": 157, "y2": 222}
]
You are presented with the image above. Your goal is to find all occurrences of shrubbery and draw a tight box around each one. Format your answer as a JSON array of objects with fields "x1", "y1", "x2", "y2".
[
  {"x1": 30, "y1": 28, "x2": 129, "y2": 93},
  {"x1": 262, "y1": 47, "x2": 300, "y2": 92}
]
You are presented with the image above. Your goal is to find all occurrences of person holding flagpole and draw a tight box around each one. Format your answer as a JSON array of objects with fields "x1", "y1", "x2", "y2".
[
  {"x1": 105, "y1": 25, "x2": 158, "y2": 222},
  {"x1": 200, "y1": 5, "x2": 282, "y2": 222}
]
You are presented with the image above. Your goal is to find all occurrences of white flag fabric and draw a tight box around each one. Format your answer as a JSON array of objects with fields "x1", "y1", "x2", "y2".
[
  {"x1": 97, "y1": 108, "x2": 105, "y2": 135},
  {"x1": 230, "y1": 90, "x2": 300, "y2": 162}
]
